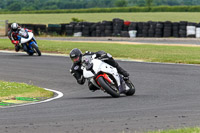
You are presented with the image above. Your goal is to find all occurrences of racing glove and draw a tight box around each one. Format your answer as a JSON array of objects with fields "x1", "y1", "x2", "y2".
[{"x1": 12, "y1": 40, "x2": 19, "y2": 46}]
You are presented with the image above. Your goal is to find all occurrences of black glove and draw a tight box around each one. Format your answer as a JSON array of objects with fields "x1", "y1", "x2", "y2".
[{"x1": 123, "y1": 76, "x2": 129, "y2": 81}]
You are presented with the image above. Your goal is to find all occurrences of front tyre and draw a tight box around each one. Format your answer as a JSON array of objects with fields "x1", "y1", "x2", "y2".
[
  {"x1": 32, "y1": 44, "x2": 41, "y2": 56},
  {"x1": 97, "y1": 76, "x2": 120, "y2": 98}
]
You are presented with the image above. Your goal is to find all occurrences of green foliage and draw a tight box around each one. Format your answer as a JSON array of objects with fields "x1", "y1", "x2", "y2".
[
  {"x1": 1, "y1": 0, "x2": 200, "y2": 12},
  {"x1": 1, "y1": 5, "x2": 200, "y2": 14},
  {"x1": 71, "y1": 17, "x2": 85, "y2": 22},
  {"x1": 145, "y1": 0, "x2": 154, "y2": 10},
  {"x1": 115, "y1": 0, "x2": 128, "y2": 7},
  {"x1": 148, "y1": 127, "x2": 200, "y2": 133}
]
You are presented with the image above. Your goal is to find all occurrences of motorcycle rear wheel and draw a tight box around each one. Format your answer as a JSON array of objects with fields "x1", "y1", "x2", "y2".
[
  {"x1": 97, "y1": 76, "x2": 120, "y2": 98},
  {"x1": 125, "y1": 80, "x2": 135, "y2": 96}
]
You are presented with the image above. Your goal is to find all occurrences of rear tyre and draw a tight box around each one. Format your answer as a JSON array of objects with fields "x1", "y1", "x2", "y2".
[
  {"x1": 97, "y1": 76, "x2": 120, "y2": 98},
  {"x1": 125, "y1": 80, "x2": 135, "y2": 96}
]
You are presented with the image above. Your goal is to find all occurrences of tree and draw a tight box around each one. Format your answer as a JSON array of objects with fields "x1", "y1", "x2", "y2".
[
  {"x1": 115, "y1": 0, "x2": 128, "y2": 7},
  {"x1": 145, "y1": 0, "x2": 153, "y2": 10},
  {"x1": 7, "y1": 2, "x2": 22, "y2": 11}
]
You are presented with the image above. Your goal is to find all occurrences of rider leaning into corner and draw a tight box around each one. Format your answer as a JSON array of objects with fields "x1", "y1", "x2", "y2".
[
  {"x1": 8, "y1": 23, "x2": 32, "y2": 52},
  {"x1": 69, "y1": 48, "x2": 130, "y2": 92}
]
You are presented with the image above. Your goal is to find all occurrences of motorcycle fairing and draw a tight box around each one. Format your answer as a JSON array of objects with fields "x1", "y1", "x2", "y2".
[
  {"x1": 21, "y1": 32, "x2": 34, "y2": 44},
  {"x1": 83, "y1": 59, "x2": 121, "y2": 87}
]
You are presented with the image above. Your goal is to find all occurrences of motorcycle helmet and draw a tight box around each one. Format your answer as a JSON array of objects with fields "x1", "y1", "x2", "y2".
[
  {"x1": 69, "y1": 48, "x2": 82, "y2": 64},
  {"x1": 11, "y1": 23, "x2": 19, "y2": 31}
]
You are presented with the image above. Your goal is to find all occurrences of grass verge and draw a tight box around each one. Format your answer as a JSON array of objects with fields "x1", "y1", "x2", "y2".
[
  {"x1": 1, "y1": 38, "x2": 200, "y2": 64},
  {"x1": 1, "y1": 12, "x2": 200, "y2": 24},
  {"x1": 148, "y1": 127, "x2": 200, "y2": 133},
  {"x1": 0, "y1": 80, "x2": 54, "y2": 101}
]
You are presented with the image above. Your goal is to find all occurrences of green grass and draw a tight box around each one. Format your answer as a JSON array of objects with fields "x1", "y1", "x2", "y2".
[
  {"x1": 148, "y1": 127, "x2": 200, "y2": 133},
  {"x1": 1, "y1": 12, "x2": 200, "y2": 24},
  {"x1": 1, "y1": 38, "x2": 200, "y2": 64},
  {"x1": 0, "y1": 80, "x2": 53, "y2": 101}
]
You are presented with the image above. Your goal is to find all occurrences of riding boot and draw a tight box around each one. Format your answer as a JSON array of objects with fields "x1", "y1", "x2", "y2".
[
  {"x1": 22, "y1": 44, "x2": 28, "y2": 52},
  {"x1": 116, "y1": 65, "x2": 129, "y2": 78},
  {"x1": 88, "y1": 82, "x2": 99, "y2": 92},
  {"x1": 15, "y1": 45, "x2": 20, "y2": 52}
]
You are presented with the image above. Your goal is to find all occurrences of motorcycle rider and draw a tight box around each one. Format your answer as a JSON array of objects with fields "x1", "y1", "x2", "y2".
[
  {"x1": 8, "y1": 23, "x2": 32, "y2": 52},
  {"x1": 69, "y1": 48, "x2": 130, "y2": 92}
]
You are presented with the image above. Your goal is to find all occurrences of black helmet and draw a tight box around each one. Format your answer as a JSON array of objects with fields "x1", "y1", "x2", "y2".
[{"x1": 69, "y1": 48, "x2": 82, "y2": 63}]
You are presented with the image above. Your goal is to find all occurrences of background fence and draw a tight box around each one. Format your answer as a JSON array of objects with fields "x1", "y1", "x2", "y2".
[
  {"x1": 7, "y1": 18, "x2": 200, "y2": 38},
  {"x1": 0, "y1": 20, "x2": 8, "y2": 36}
]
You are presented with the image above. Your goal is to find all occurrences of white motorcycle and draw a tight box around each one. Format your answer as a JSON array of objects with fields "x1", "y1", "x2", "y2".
[
  {"x1": 17, "y1": 29, "x2": 41, "y2": 56},
  {"x1": 82, "y1": 55, "x2": 135, "y2": 98}
]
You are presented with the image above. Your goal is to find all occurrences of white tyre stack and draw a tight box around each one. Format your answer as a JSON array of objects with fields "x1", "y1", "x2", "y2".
[
  {"x1": 187, "y1": 26, "x2": 196, "y2": 37},
  {"x1": 129, "y1": 30, "x2": 137, "y2": 38},
  {"x1": 73, "y1": 32, "x2": 82, "y2": 37},
  {"x1": 196, "y1": 27, "x2": 200, "y2": 38}
]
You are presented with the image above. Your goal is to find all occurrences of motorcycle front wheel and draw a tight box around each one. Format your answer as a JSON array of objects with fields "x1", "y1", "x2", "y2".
[
  {"x1": 32, "y1": 43, "x2": 41, "y2": 56},
  {"x1": 97, "y1": 76, "x2": 120, "y2": 98}
]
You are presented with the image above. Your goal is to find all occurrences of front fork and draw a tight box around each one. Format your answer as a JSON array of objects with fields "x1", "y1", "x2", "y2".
[
  {"x1": 26, "y1": 40, "x2": 38, "y2": 53},
  {"x1": 96, "y1": 73, "x2": 115, "y2": 91}
]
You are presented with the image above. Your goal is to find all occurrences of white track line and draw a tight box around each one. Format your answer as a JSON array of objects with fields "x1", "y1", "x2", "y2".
[{"x1": 1, "y1": 88, "x2": 64, "y2": 109}]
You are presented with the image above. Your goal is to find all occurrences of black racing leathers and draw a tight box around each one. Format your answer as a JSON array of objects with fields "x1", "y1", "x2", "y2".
[{"x1": 70, "y1": 51, "x2": 129, "y2": 86}]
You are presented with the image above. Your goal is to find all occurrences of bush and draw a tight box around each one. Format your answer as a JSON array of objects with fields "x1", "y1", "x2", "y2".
[{"x1": 1, "y1": 6, "x2": 200, "y2": 14}]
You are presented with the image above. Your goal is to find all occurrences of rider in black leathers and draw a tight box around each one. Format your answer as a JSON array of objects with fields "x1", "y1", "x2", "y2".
[{"x1": 69, "y1": 48, "x2": 130, "y2": 91}]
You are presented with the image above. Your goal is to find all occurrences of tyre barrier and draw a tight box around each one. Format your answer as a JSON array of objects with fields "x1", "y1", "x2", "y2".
[{"x1": 8, "y1": 19, "x2": 200, "y2": 38}]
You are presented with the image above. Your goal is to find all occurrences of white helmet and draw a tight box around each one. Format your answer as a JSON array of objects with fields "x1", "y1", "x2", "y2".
[{"x1": 11, "y1": 23, "x2": 19, "y2": 31}]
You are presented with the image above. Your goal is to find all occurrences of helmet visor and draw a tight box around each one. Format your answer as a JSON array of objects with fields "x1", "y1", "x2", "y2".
[
  {"x1": 71, "y1": 56, "x2": 80, "y2": 63},
  {"x1": 12, "y1": 28, "x2": 17, "y2": 31}
]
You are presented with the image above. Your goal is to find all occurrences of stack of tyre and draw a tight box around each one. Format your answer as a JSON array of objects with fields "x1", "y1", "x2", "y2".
[
  {"x1": 81, "y1": 22, "x2": 92, "y2": 37},
  {"x1": 128, "y1": 22, "x2": 137, "y2": 38},
  {"x1": 112, "y1": 18, "x2": 124, "y2": 37},
  {"x1": 65, "y1": 24, "x2": 74, "y2": 36},
  {"x1": 31, "y1": 24, "x2": 46, "y2": 35},
  {"x1": 137, "y1": 22, "x2": 143, "y2": 37},
  {"x1": 196, "y1": 23, "x2": 200, "y2": 38},
  {"x1": 96, "y1": 22, "x2": 106, "y2": 37},
  {"x1": 155, "y1": 22, "x2": 164, "y2": 37},
  {"x1": 142, "y1": 22, "x2": 149, "y2": 37},
  {"x1": 90, "y1": 23, "x2": 97, "y2": 37},
  {"x1": 148, "y1": 21, "x2": 156, "y2": 37},
  {"x1": 121, "y1": 21, "x2": 130, "y2": 37},
  {"x1": 103, "y1": 21, "x2": 113, "y2": 37},
  {"x1": 172, "y1": 22, "x2": 179, "y2": 37},
  {"x1": 187, "y1": 22, "x2": 196, "y2": 38},
  {"x1": 21, "y1": 24, "x2": 34, "y2": 31},
  {"x1": 48, "y1": 24, "x2": 61, "y2": 35},
  {"x1": 163, "y1": 21, "x2": 172, "y2": 37},
  {"x1": 73, "y1": 23, "x2": 82, "y2": 37},
  {"x1": 179, "y1": 21, "x2": 187, "y2": 37}
]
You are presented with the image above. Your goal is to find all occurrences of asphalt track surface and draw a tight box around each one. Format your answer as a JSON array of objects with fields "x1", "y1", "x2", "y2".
[{"x1": 0, "y1": 51, "x2": 200, "y2": 133}]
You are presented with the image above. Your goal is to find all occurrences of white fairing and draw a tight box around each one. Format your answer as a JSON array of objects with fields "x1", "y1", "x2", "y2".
[
  {"x1": 20, "y1": 32, "x2": 33, "y2": 44},
  {"x1": 83, "y1": 58, "x2": 121, "y2": 86}
]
